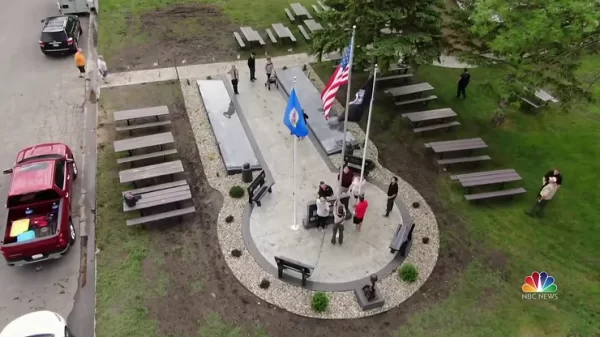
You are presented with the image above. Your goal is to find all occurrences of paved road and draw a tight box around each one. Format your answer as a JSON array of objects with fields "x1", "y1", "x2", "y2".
[{"x1": 0, "y1": 0, "x2": 89, "y2": 330}]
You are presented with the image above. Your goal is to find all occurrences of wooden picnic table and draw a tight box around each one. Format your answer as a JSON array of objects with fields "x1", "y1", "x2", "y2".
[
  {"x1": 240, "y1": 26, "x2": 265, "y2": 45},
  {"x1": 303, "y1": 19, "x2": 323, "y2": 33},
  {"x1": 119, "y1": 160, "x2": 184, "y2": 184},
  {"x1": 425, "y1": 138, "x2": 487, "y2": 158},
  {"x1": 272, "y1": 23, "x2": 295, "y2": 41},
  {"x1": 402, "y1": 108, "x2": 457, "y2": 126},
  {"x1": 114, "y1": 106, "x2": 169, "y2": 124},
  {"x1": 386, "y1": 83, "x2": 434, "y2": 98},
  {"x1": 290, "y1": 3, "x2": 311, "y2": 18},
  {"x1": 122, "y1": 184, "x2": 192, "y2": 212},
  {"x1": 451, "y1": 169, "x2": 522, "y2": 189},
  {"x1": 113, "y1": 132, "x2": 174, "y2": 153}
]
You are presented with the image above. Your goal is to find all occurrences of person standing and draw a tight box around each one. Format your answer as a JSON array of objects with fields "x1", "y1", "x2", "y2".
[
  {"x1": 337, "y1": 165, "x2": 354, "y2": 213},
  {"x1": 316, "y1": 197, "x2": 330, "y2": 231},
  {"x1": 383, "y1": 177, "x2": 398, "y2": 217},
  {"x1": 353, "y1": 195, "x2": 369, "y2": 232},
  {"x1": 456, "y1": 68, "x2": 471, "y2": 99},
  {"x1": 348, "y1": 176, "x2": 365, "y2": 207},
  {"x1": 228, "y1": 64, "x2": 239, "y2": 95},
  {"x1": 247, "y1": 52, "x2": 256, "y2": 82},
  {"x1": 331, "y1": 203, "x2": 346, "y2": 245},
  {"x1": 97, "y1": 55, "x2": 108, "y2": 83},
  {"x1": 74, "y1": 48, "x2": 86, "y2": 78},
  {"x1": 265, "y1": 57, "x2": 274, "y2": 89},
  {"x1": 526, "y1": 177, "x2": 558, "y2": 217},
  {"x1": 318, "y1": 181, "x2": 334, "y2": 199}
]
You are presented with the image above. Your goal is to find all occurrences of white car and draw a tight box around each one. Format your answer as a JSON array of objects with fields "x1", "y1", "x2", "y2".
[{"x1": 0, "y1": 311, "x2": 74, "y2": 337}]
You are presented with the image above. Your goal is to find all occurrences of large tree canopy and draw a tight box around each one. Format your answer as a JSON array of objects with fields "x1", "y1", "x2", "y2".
[
  {"x1": 448, "y1": 0, "x2": 600, "y2": 103},
  {"x1": 311, "y1": 0, "x2": 446, "y2": 71}
]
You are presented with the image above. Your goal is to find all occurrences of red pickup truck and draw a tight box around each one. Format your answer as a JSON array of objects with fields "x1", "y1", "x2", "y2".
[{"x1": 0, "y1": 143, "x2": 78, "y2": 266}]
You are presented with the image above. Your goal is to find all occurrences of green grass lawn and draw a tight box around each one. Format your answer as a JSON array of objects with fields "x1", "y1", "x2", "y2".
[{"x1": 313, "y1": 59, "x2": 600, "y2": 337}]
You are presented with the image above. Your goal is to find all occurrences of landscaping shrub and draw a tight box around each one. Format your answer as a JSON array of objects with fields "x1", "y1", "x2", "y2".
[
  {"x1": 412, "y1": 201, "x2": 420, "y2": 208},
  {"x1": 231, "y1": 249, "x2": 242, "y2": 257},
  {"x1": 422, "y1": 237, "x2": 430, "y2": 244},
  {"x1": 259, "y1": 279, "x2": 270, "y2": 289},
  {"x1": 225, "y1": 215, "x2": 234, "y2": 223},
  {"x1": 399, "y1": 263, "x2": 419, "y2": 283},
  {"x1": 229, "y1": 186, "x2": 244, "y2": 198},
  {"x1": 311, "y1": 292, "x2": 329, "y2": 313}
]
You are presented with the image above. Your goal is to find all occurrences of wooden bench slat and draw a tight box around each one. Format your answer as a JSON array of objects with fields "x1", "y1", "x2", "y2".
[
  {"x1": 395, "y1": 95, "x2": 437, "y2": 106},
  {"x1": 119, "y1": 160, "x2": 184, "y2": 183},
  {"x1": 123, "y1": 180, "x2": 188, "y2": 195},
  {"x1": 127, "y1": 206, "x2": 196, "y2": 226},
  {"x1": 117, "y1": 149, "x2": 178, "y2": 164},
  {"x1": 265, "y1": 28, "x2": 277, "y2": 43},
  {"x1": 130, "y1": 185, "x2": 190, "y2": 201},
  {"x1": 115, "y1": 120, "x2": 171, "y2": 132},
  {"x1": 413, "y1": 121, "x2": 460, "y2": 133},
  {"x1": 461, "y1": 176, "x2": 522, "y2": 188},
  {"x1": 233, "y1": 32, "x2": 246, "y2": 48},
  {"x1": 450, "y1": 169, "x2": 515, "y2": 180},
  {"x1": 437, "y1": 155, "x2": 490, "y2": 165},
  {"x1": 123, "y1": 190, "x2": 192, "y2": 211},
  {"x1": 377, "y1": 74, "x2": 413, "y2": 81},
  {"x1": 298, "y1": 25, "x2": 311, "y2": 40},
  {"x1": 464, "y1": 188, "x2": 527, "y2": 201},
  {"x1": 284, "y1": 8, "x2": 295, "y2": 21}
]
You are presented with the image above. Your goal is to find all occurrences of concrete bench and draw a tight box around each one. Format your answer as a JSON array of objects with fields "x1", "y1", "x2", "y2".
[
  {"x1": 377, "y1": 74, "x2": 413, "y2": 82},
  {"x1": 123, "y1": 185, "x2": 192, "y2": 212},
  {"x1": 312, "y1": 4, "x2": 321, "y2": 13},
  {"x1": 413, "y1": 121, "x2": 460, "y2": 134},
  {"x1": 298, "y1": 25, "x2": 311, "y2": 41},
  {"x1": 265, "y1": 28, "x2": 277, "y2": 43},
  {"x1": 284, "y1": 8, "x2": 295, "y2": 22},
  {"x1": 395, "y1": 95, "x2": 437, "y2": 106},
  {"x1": 233, "y1": 32, "x2": 246, "y2": 49},
  {"x1": 115, "y1": 120, "x2": 171, "y2": 132},
  {"x1": 437, "y1": 155, "x2": 491, "y2": 169},
  {"x1": 465, "y1": 188, "x2": 527, "y2": 201},
  {"x1": 126, "y1": 206, "x2": 196, "y2": 227},
  {"x1": 274, "y1": 255, "x2": 315, "y2": 287},
  {"x1": 117, "y1": 149, "x2": 178, "y2": 165},
  {"x1": 389, "y1": 222, "x2": 415, "y2": 256}
]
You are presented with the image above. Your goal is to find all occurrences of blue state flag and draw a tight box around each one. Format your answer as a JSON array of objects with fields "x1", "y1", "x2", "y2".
[{"x1": 283, "y1": 88, "x2": 309, "y2": 137}]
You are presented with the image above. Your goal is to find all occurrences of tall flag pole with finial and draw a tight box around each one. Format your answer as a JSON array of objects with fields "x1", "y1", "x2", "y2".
[
  {"x1": 283, "y1": 76, "x2": 308, "y2": 230},
  {"x1": 358, "y1": 64, "x2": 378, "y2": 195}
]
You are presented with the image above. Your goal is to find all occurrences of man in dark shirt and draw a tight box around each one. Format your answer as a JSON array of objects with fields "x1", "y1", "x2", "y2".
[
  {"x1": 247, "y1": 52, "x2": 256, "y2": 82},
  {"x1": 456, "y1": 68, "x2": 471, "y2": 99},
  {"x1": 318, "y1": 181, "x2": 334, "y2": 199},
  {"x1": 384, "y1": 177, "x2": 399, "y2": 217}
]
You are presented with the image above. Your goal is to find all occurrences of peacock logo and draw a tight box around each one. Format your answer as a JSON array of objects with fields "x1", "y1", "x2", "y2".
[{"x1": 521, "y1": 271, "x2": 558, "y2": 300}]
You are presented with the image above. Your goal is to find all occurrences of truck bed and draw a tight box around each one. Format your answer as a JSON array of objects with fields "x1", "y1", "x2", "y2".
[{"x1": 3, "y1": 200, "x2": 61, "y2": 245}]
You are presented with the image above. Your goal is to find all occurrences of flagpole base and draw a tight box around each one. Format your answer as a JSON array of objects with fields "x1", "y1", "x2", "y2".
[{"x1": 291, "y1": 223, "x2": 300, "y2": 231}]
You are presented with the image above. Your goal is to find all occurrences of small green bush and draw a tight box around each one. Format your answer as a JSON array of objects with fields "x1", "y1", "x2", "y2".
[
  {"x1": 398, "y1": 263, "x2": 419, "y2": 283},
  {"x1": 229, "y1": 186, "x2": 245, "y2": 198},
  {"x1": 206, "y1": 75, "x2": 213, "y2": 80},
  {"x1": 311, "y1": 292, "x2": 329, "y2": 313}
]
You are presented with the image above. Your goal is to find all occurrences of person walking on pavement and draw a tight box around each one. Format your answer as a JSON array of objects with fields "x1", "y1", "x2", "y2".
[
  {"x1": 247, "y1": 52, "x2": 256, "y2": 81},
  {"x1": 354, "y1": 195, "x2": 369, "y2": 232},
  {"x1": 318, "y1": 181, "x2": 334, "y2": 199},
  {"x1": 265, "y1": 57, "x2": 274, "y2": 89},
  {"x1": 331, "y1": 203, "x2": 346, "y2": 245},
  {"x1": 526, "y1": 176, "x2": 558, "y2": 217},
  {"x1": 384, "y1": 177, "x2": 399, "y2": 217},
  {"x1": 316, "y1": 197, "x2": 330, "y2": 231},
  {"x1": 228, "y1": 64, "x2": 239, "y2": 95},
  {"x1": 456, "y1": 68, "x2": 471, "y2": 99},
  {"x1": 74, "y1": 48, "x2": 86, "y2": 78},
  {"x1": 97, "y1": 55, "x2": 109, "y2": 83}
]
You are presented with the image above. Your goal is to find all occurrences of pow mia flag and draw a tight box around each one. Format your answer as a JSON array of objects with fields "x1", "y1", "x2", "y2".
[{"x1": 339, "y1": 76, "x2": 374, "y2": 123}]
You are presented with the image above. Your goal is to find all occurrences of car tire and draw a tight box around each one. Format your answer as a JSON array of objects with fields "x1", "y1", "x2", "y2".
[
  {"x1": 7, "y1": 263, "x2": 14, "y2": 267},
  {"x1": 69, "y1": 218, "x2": 76, "y2": 244}
]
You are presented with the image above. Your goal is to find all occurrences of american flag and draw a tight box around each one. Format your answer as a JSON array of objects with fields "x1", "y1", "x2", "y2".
[{"x1": 321, "y1": 41, "x2": 353, "y2": 120}]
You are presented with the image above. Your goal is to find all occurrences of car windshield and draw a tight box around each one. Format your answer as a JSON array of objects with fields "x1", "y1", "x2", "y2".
[{"x1": 41, "y1": 31, "x2": 66, "y2": 42}]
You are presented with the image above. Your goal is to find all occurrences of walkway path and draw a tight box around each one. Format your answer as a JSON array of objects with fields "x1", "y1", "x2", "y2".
[{"x1": 226, "y1": 66, "x2": 404, "y2": 289}]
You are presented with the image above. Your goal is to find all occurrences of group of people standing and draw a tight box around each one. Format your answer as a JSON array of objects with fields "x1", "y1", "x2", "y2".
[
  {"x1": 228, "y1": 53, "x2": 274, "y2": 95},
  {"x1": 314, "y1": 166, "x2": 400, "y2": 245}
]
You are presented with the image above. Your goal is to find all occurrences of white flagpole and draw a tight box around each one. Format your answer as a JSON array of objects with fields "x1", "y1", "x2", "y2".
[
  {"x1": 336, "y1": 25, "x2": 357, "y2": 202},
  {"x1": 358, "y1": 64, "x2": 377, "y2": 195},
  {"x1": 291, "y1": 76, "x2": 300, "y2": 231}
]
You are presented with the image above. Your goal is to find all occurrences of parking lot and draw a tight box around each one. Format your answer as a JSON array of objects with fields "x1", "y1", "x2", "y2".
[{"x1": 0, "y1": 0, "x2": 90, "y2": 330}]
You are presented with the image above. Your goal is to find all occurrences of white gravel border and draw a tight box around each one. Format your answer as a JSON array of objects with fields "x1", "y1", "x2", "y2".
[{"x1": 179, "y1": 65, "x2": 439, "y2": 319}]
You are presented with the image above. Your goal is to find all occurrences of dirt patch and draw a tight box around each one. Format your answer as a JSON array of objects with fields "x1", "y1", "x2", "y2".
[{"x1": 110, "y1": 4, "x2": 239, "y2": 71}]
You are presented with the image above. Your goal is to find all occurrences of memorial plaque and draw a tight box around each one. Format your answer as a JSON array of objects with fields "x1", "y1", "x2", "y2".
[
  {"x1": 277, "y1": 67, "x2": 355, "y2": 155},
  {"x1": 197, "y1": 80, "x2": 260, "y2": 174}
]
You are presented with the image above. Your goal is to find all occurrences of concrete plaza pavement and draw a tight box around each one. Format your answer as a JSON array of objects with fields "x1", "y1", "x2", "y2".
[
  {"x1": 0, "y1": 0, "x2": 94, "y2": 332},
  {"x1": 227, "y1": 67, "x2": 403, "y2": 289}
]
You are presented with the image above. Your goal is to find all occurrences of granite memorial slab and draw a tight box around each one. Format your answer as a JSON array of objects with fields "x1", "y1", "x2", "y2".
[
  {"x1": 197, "y1": 80, "x2": 260, "y2": 174},
  {"x1": 276, "y1": 66, "x2": 355, "y2": 155}
]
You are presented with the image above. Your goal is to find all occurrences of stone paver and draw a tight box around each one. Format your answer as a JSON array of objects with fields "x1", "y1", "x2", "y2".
[{"x1": 229, "y1": 66, "x2": 403, "y2": 288}]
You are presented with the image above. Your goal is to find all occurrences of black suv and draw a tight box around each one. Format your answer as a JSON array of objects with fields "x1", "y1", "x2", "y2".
[{"x1": 39, "y1": 15, "x2": 83, "y2": 55}]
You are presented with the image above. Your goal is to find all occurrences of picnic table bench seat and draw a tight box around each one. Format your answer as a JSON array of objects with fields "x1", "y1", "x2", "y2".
[
  {"x1": 123, "y1": 180, "x2": 188, "y2": 195},
  {"x1": 117, "y1": 149, "x2": 178, "y2": 165},
  {"x1": 113, "y1": 105, "x2": 169, "y2": 123},
  {"x1": 312, "y1": 4, "x2": 321, "y2": 13},
  {"x1": 119, "y1": 160, "x2": 184, "y2": 183},
  {"x1": 464, "y1": 188, "x2": 527, "y2": 201},
  {"x1": 284, "y1": 8, "x2": 295, "y2": 21},
  {"x1": 413, "y1": 121, "x2": 460, "y2": 134},
  {"x1": 520, "y1": 96, "x2": 541, "y2": 109},
  {"x1": 377, "y1": 74, "x2": 413, "y2": 82},
  {"x1": 113, "y1": 132, "x2": 174, "y2": 153},
  {"x1": 395, "y1": 95, "x2": 437, "y2": 106},
  {"x1": 233, "y1": 32, "x2": 246, "y2": 49},
  {"x1": 115, "y1": 120, "x2": 171, "y2": 132},
  {"x1": 126, "y1": 206, "x2": 196, "y2": 227},
  {"x1": 265, "y1": 28, "x2": 277, "y2": 43},
  {"x1": 317, "y1": 0, "x2": 329, "y2": 11},
  {"x1": 437, "y1": 155, "x2": 490, "y2": 169},
  {"x1": 123, "y1": 184, "x2": 192, "y2": 212},
  {"x1": 450, "y1": 169, "x2": 522, "y2": 188},
  {"x1": 298, "y1": 25, "x2": 311, "y2": 40}
]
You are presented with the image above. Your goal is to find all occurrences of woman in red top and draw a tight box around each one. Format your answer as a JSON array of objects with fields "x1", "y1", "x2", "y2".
[{"x1": 353, "y1": 195, "x2": 369, "y2": 232}]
